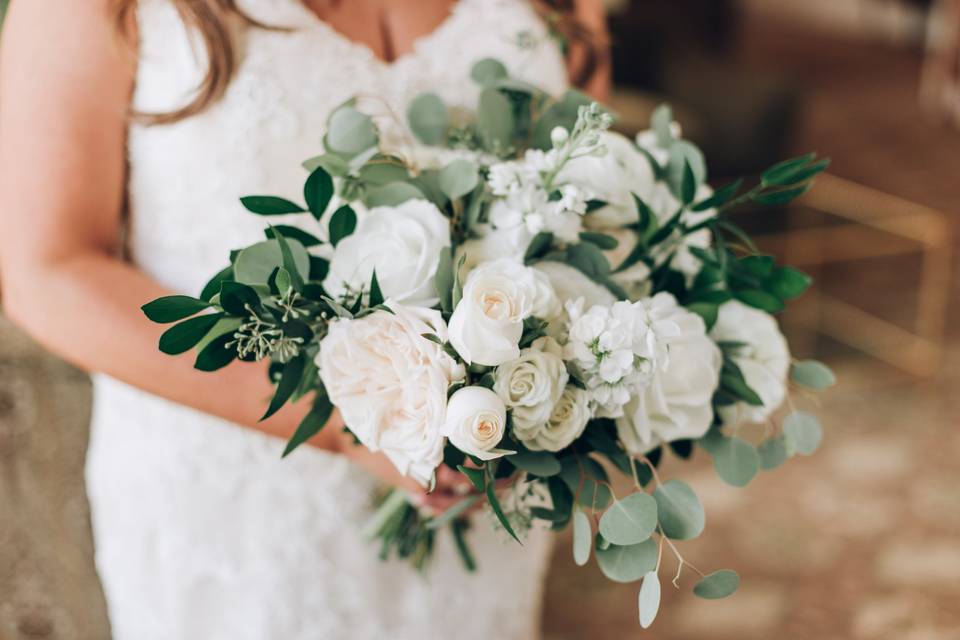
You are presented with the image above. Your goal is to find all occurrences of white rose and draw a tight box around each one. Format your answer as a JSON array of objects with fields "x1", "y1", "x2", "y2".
[
  {"x1": 532, "y1": 385, "x2": 592, "y2": 452},
  {"x1": 559, "y1": 131, "x2": 656, "y2": 228},
  {"x1": 443, "y1": 386, "x2": 511, "y2": 460},
  {"x1": 617, "y1": 300, "x2": 722, "y2": 453},
  {"x1": 318, "y1": 302, "x2": 465, "y2": 485},
  {"x1": 494, "y1": 337, "x2": 568, "y2": 439},
  {"x1": 323, "y1": 199, "x2": 450, "y2": 307},
  {"x1": 456, "y1": 227, "x2": 524, "y2": 274},
  {"x1": 710, "y1": 300, "x2": 791, "y2": 425},
  {"x1": 532, "y1": 262, "x2": 616, "y2": 340},
  {"x1": 448, "y1": 259, "x2": 558, "y2": 366}
]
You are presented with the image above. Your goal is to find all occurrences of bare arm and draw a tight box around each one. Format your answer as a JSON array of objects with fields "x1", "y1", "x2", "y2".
[
  {"x1": 0, "y1": 0, "x2": 468, "y2": 505},
  {"x1": 571, "y1": 0, "x2": 612, "y2": 102}
]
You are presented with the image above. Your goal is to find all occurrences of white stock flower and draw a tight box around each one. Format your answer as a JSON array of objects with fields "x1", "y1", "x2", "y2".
[
  {"x1": 494, "y1": 337, "x2": 568, "y2": 439},
  {"x1": 323, "y1": 199, "x2": 450, "y2": 307},
  {"x1": 443, "y1": 386, "x2": 511, "y2": 460},
  {"x1": 710, "y1": 300, "x2": 791, "y2": 425},
  {"x1": 318, "y1": 303, "x2": 465, "y2": 485},
  {"x1": 448, "y1": 259, "x2": 558, "y2": 366},
  {"x1": 616, "y1": 299, "x2": 722, "y2": 453},
  {"x1": 564, "y1": 293, "x2": 681, "y2": 417}
]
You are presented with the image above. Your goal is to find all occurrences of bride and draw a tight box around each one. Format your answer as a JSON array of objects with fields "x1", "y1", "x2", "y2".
[{"x1": 0, "y1": 0, "x2": 608, "y2": 637}]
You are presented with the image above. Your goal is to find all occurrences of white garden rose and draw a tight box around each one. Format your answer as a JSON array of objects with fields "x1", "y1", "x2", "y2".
[
  {"x1": 494, "y1": 337, "x2": 568, "y2": 439},
  {"x1": 616, "y1": 300, "x2": 722, "y2": 453},
  {"x1": 530, "y1": 385, "x2": 592, "y2": 452},
  {"x1": 323, "y1": 199, "x2": 450, "y2": 307},
  {"x1": 443, "y1": 386, "x2": 511, "y2": 460},
  {"x1": 317, "y1": 302, "x2": 465, "y2": 485},
  {"x1": 532, "y1": 262, "x2": 616, "y2": 339},
  {"x1": 448, "y1": 259, "x2": 558, "y2": 366},
  {"x1": 710, "y1": 300, "x2": 791, "y2": 425},
  {"x1": 560, "y1": 131, "x2": 656, "y2": 228}
]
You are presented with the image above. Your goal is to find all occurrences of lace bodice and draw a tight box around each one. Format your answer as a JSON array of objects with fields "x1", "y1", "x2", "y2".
[{"x1": 86, "y1": 1, "x2": 565, "y2": 638}]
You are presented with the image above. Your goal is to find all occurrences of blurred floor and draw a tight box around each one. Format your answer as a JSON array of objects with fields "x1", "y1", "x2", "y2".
[{"x1": 543, "y1": 12, "x2": 960, "y2": 640}]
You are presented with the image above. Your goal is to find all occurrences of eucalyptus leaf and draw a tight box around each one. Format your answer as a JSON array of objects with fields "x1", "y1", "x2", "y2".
[
  {"x1": 326, "y1": 106, "x2": 378, "y2": 156},
  {"x1": 239, "y1": 196, "x2": 305, "y2": 216},
  {"x1": 471, "y1": 58, "x2": 508, "y2": 86},
  {"x1": 598, "y1": 492, "x2": 658, "y2": 546},
  {"x1": 407, "y1": 93, "x2": 448, "y2": 145},
  {"x1": 653, "y1": 480, "x2": 705, "y2": 540},
  {"x1": 328, "y1": 205, "x2": 357, "y2": 247},
  {"x1": 364, "y1": 182, "x2": 425, "y2": 207},
  {"x1": 639, "y1": 571, "x2": 661, "y2": 629},
  {"x1": 572, "y1": 509, "x2": 592, "y2": 567},
  {"x1": 595, "y1": 538, "x2": 658, "y2": 583},
  {"x1": 303, "y1": 166, "x2": 334, "y2": 219},
  {"x1": 234, "y1": 240, "x2": 310, "y2": 286},
  {"x1": 650, "y1": 104, "x2": 674, "y2": 147},
  {"x1": 509, "y1": 450, "x2": 562, "y2": 477},
  {"x1": 712, "y1": 437, "x2": 760, "y2": 487},
  {"x1": 758, "y1": 435, "x2": 789, "y2": 470},
  {"x1": 478, "y1": 87, "x2": 514, "y2": 151},
  {"x1": 693, "y1": 570, "x2": 740, "y2": 599},
  {"x1": 790, "y1": 360, "x2": 836, "y2": 390},
  {"x1": 783, "y1": 412, "x2": 823, "y2": 455},
  {"x1": 437, "y1": 159, "x2": 479, "y2": 201}
]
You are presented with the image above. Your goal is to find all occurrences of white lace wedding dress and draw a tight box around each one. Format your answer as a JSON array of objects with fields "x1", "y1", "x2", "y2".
[{"x1": 85, "y1": 1, "x2": 568, "y2": 638}]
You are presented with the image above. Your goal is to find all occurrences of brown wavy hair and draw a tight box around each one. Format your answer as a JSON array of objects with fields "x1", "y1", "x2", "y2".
[{"x1": 111, "y1": 0, "x2": 605, "y2": 124}]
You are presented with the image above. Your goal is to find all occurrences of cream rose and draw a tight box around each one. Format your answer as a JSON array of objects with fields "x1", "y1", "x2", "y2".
[
  {"x1": 494, "y1": 337, "x2": 568, "y2": 439},
  {"x1": 323, "y1": 199, "x2": 450, "y2": 307},
  {"x1": 448, "y1": 259, "x2": 558, "y2": 366},
  {"x1": 526, "y1": 385, "x2": 591, "y2": 452},
  {"x1": 616, "y1": 300, "x2": 722, "y2": 453},
  {"x1": 318, "y1": 302, "x2": 465, "y2": 485},
  {"x1": 443, "y1": 386, "x2": 511, "y2": 460},
  {"x1": 710, "y1": 300, "x2": 791, "y2": 425}
]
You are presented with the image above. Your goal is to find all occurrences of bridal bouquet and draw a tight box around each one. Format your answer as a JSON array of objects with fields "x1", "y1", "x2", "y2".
[{"x1": 143, "y1": 60, "x2": 835, "y2": 629}]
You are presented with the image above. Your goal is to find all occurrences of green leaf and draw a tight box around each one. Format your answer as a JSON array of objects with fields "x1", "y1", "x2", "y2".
[
  {"x1": 757, "y1": 435, "x2": 789, "y2": 470},
  {"x1": 524, "y1": 231, "x2": 554, "y2": 263},
  {"x1": 282, "y1": 393, "x2": 334, "y2": 457},
  {"x1": 596, "y1": 538, "x2": 658, "y2": 583},
  {"x1": 407, "y1": 92, "x2": 449, "y2": 145},
  {"x1": 565, "y1": 242, "x2": 611, "y2": 280},
  {"x1": 692, "y1": 178, "x2": 743, "y2": 212},
  {"x1": 734, "y1": 288, "x2": 785, "y2": 313},
  {"x1": 712, "y1": 437, "x2": 760, "y2": 487},
  {"x1": 142, "y1": 295, "x2": 211, "y2": 323},
  {"x1": 264, "y1": 225, "x2": 322, "y2": 247},
  {"x1": 457, "y1": 465, "x2": 486, "y2": 491},
  {"x1": 193, "y1": 331, "x2": 237, "y2": 371},
  {"x1": 357, "y1": 160, "x2": 410, "y2": 186},
  {"x1": 486, "y1": 480, "x2": 521, "y2": 544},
  {"x1": 328, "y1": 205, "x2": 357, "y2": 247},
  {"x1": 509, "y1": 450, "x2": 562, "y2": 477},
  {"x1": 687, "y1": 302, "x2": 718, "y2": 329},
  {"x1": 790, "y1": 360, "x2": 836, "y2": 390},
  {"x1": 426, "y1": 495, "x2": 479, "y2": 530},
  {"x1": 693, "y1": 570, "x2": 740, "y2": 599},
  {"x1": 260, "y1": 355, "x2": 306, "y2": 421},
  {"x1": 435, "y1": 247, "x2": 454, "y2": 313},
  {"x1": 271, "y1": 227, "x2": 305, "y2": 292},
  {"x1": 681, "y1": 158, "x2": 697, "y2": 205},
  {"x1": 578, "y1": 232, "x2": 619, "y2": 250},
  {"x1": 437, "y1": 159, "x2": 479, "y2": 201},
  {"x1": 234, "y1": 240, "x2": 310, "y2": 286},
  {"x1": 200, "y1": 265, "x2": 233, "y2": 302},
  {"x1": 761, "y1": 153, "x2": 819, "y2": 186},
  {"x1": 478, "y1": 87, "x2": 514, "y2": 150},
  {"x1": 578, "y1": 478, "x2": 612, "y2": 510},
  {"x1": 783, "y1": 412, "x2": 823, "y2": 455},
  {"x1": 326, "y1": 106, "x2": 378, "y2": 155},
  {"x1": 752, "y1": 183, "x2": 812, "y2": 206},
  {"x1": 531, "y1": 90, "x2": 593, "y2": 150},
  {"x1": 369, "y1": 269, "x2": 384, "y2": 307},
  {"x1": 364, "y1": 182, "x2": 425, "y2": 207},
  {"x1": 653, "y1": 480, "x2": 705, "y2": 540},
  {"x1": 598, "y1": 492, "x2": 658, "y2": 546},
  {"x1": 219, "y1": 281, "x2": 260, "y2": 316},
  {"x1": 666, "y1": 140, "x2": 706, "y2": 201},
  {"x1": 239, "y1": 196, "x2": 305, "y2": 216},
  {"x1": 303, "y1": 166, "x2": 334, "y2": 220},
  {"x1": 771, "y1": 266, "x2": 812, "y2": 300},
  {"x1": 471, "y1": 58, "x2": 508, "y2": 86},
  {"x1": 158, "y1": 313, "x2": 224, "y2": 355},
  {"x1": 720, "y1": 370, "x2": 764, "y2": 406},
  {"x1": 639, "y1": 571, "x2": 661, "y2": 629},
  {"x1": 572, "y1": 509, "x2": 592, "y2": 566},
  {"x1": 740, "y1": 255, "x2": 775, "y2": 278},
  {"x1": 302, "y1": 153, "x2": 349, "y2": 176}
]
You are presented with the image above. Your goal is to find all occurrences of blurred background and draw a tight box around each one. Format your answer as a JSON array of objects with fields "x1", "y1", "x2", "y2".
[{"x1": 1, "y1": 0, "x2": 958, "y2": 638}]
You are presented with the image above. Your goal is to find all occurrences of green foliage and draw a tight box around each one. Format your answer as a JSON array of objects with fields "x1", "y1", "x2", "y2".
[
  {"x1": 326, "y1": 105, "x2": 378, "y2": 156},
  {"x1": 711, "y1": 436, "x2": 760, "y2": 487},
  {"x1": 595, "y1": 538, "x2": 658, "y2": 583},
  {"x1": 240, "y1": 196, "x2": 305, "y2": 216},
  {"x1": 283, "y1": 392, "x2": 335, "y2": 457},
  {"x1": 784, "y1": 412, "x2": 823, "y2": 455},
  {"x1": 639, "y1": 571, "x2": 661, "y2": 629},
  {"x1": 598, "y1": 492, "x2": 658, "y2": 546},
  {"x1": 757, "y1": 435, "x2": 789, "y2": 470},
  {"x1": 233, "y1": 239, "x2": 310, "y2": 286},
  {"x1": 437, "y1": 158, "x2": 479, "y2": 200},
  {"x1": 477, "y1": 88, "x2": 514, "y2": 151},
  {"x1": 470, "y1": 58, "x2": 508, "y2": 86},
  {"x1": 194, "y1": 332, "x2": 238, "y2": 371},
  {"x1": 693, "y1": 570, "x2": 740, "y2": 599},
  {"x1": 261, "y1": 355, "x2": 306, "y2": 421},
  {"x1": 158, "y1": 313, "x2": 224, "y2": 355},
  {"x1": 791, "y1": 360, "x2": 836, "y2": 389},
  {"x1": 407, "y1": 93, "x2": 449, "y2": 145},
  {"x1": 509, "y1": 450, "x2": 562, "y2": 477},
  {"x1": 364, "y1": 182, "x2": 424, "y2": 207},
  {"x1": 303, "y1": 167, "x2": 334, "y2": 220},
  {"x1": 652, "y1": 480, "x2": 705, "y2": 540},
  {"x1": 328, "y1": 205, "x2": 357, "y2": 247},
  {"x1": 572, "y1": 509, "x2": 592, "y2": 566},
  {"x1": 142, "y1": 295, "x2": 211, "y2": 323}
]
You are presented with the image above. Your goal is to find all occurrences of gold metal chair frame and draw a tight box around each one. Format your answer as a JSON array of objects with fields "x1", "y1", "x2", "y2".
[{"x1": 756, "y1": 173, "x2": 953, "y2": 377}]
